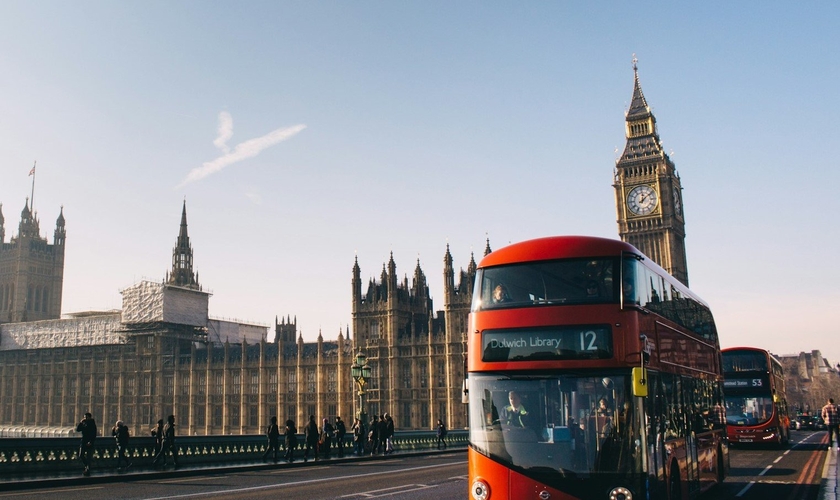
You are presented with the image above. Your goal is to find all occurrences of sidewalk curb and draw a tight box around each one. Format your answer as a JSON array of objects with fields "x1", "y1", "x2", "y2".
[{"x1": 820, "y1": 448, "x2": 837, "y2": 500}]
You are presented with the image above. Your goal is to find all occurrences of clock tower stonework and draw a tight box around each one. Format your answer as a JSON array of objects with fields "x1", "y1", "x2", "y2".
[{"x1": 614, "y1": 61, "x2": 689, "y2": 286}]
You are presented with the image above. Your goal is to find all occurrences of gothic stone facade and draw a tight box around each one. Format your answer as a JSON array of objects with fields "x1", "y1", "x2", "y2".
[
  {"x1": 0, "y1": 201, "x2": 476, "y2": 435},
  {"x1": 0, "y1": 201, "x2": 66, "y2": 323}
]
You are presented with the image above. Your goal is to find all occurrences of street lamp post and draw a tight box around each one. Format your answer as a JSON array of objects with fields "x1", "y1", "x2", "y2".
[{"x1": 351, "y1": 350, "x2": 371, "y2": 426}]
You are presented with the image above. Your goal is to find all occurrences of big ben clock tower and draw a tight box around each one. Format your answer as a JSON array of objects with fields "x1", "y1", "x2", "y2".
[{"x1": 614, "y1": 59, "x2": 689, "y2": 286}]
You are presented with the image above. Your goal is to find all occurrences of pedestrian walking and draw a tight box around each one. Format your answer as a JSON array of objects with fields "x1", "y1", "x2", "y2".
[
  {"x1": 334, "y1": 416, "x2": 347, "y2": 457},
  {"x1": 284, "y1": 419, "x2": 298, "y2": 462},
  {"x1": 152, "y1": 415, "x2": 178, "y2": 467},
  {"x1": 352, "y1": 417, "x2": 366, "y2": 455},
  {"x1": 384, "y1": 413, "x2": 395, "y2": 454},
  {"x1": 151, "y1": 419, "x2": 164, "y2": 457},
  {"x1": 111, "y1": 420, "x2": 132, "y2": 470},
  {"x1": 378, "y1": 414, "x2": 389, "y2": 455},
  {"x1": 321, "y1": 417, "x2": 335, "y2": 459},
  {"x1": 823, "y1": 398, "x2": 840, "y2": 449},
  {"x1": 262, "y1": 416, "x2": 281, "y2": 461},
  {"x1": 303, "y1": 415, "x2": 319, "y2": 462},
  {"x1": 369, "y1": 415, "x2": 380, "y2": 455},
  {"x1": 76, "y1": 412, "x2": 97, "y2": 476},
  {"x1": 436, "y1": 419, "x2": 447, "y2": 449}
]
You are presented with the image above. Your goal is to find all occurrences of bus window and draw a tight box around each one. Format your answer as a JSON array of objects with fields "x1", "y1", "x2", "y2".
[
  {"x1": 473, "y1": 258, "x2": 619, "y2": 311},
  {"x1": 469, "y1": 373, "x2": 642, "y2": 476}
]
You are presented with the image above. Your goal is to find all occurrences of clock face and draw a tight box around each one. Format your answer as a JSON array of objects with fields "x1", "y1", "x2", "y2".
[
  {"x1": 627, "y1": 185, "x2": 658, "y2": 216},
  {"x1": 673, "y1": 186, "x2": 682, "y2": 216}
]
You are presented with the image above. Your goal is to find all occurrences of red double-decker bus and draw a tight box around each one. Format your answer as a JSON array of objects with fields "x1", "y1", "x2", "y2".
[
  {"x1": 722, "y1": 347, "x2": 790, "y2": 446},
  {"x1": 467, "y1": 236, "x2": 728, "y2": 500}
]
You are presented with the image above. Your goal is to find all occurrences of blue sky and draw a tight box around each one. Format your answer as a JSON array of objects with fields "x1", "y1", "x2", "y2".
[{"x1": 1, "y1": 2, "x2": 838, "y2": 363}]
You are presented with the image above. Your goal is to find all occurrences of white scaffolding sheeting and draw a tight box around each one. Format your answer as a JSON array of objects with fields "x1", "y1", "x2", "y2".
[
  {"x1": 207, "y1": 319, "x2": 268, "y2": 345},
  {"x1": 0, "y1": 313, "x2": 123, "y2": 351},
  {"x1": 120, "y1": 280, "x2": 209, "y2": 327}
]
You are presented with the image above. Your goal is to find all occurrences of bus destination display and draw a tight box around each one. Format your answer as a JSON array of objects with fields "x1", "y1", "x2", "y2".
[{"x1": 481, "y1": 325, "x2": 612, "y2": 362}]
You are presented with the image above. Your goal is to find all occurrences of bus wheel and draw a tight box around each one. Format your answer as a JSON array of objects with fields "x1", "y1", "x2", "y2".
[{"x1": 669, "y1": 466, "x2": 683, "y2": 500}]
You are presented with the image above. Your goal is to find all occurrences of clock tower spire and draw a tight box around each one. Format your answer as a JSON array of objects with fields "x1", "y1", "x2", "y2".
[{"x1": 614, "y1": 57, "x2": 689, "y2": 286}]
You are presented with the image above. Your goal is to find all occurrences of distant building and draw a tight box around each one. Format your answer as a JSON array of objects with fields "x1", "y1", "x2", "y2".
[{"x1": 779, "y1": 350, "x2": 840, "y2": 414}]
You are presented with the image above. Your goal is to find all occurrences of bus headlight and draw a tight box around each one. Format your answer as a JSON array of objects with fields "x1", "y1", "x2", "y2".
[
  {"x1": 471, "y1": 479, "x2": 490, "y2": 500},
  {"x1": 609, "y1": 486, "x2": 632, "y2": 500}
]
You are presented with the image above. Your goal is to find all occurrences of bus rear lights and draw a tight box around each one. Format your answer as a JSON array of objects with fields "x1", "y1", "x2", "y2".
[
  {"x1": 609, "y1": 486, "x2": 633, "y2": 500},
  {"x1": 470, "y1": 479, "x2": 490, "y2": 500}
]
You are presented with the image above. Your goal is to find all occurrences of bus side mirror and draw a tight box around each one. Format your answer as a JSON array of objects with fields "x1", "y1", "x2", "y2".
[{"x1": 632, "y1": 367, "x2": 648, "y2": 397}]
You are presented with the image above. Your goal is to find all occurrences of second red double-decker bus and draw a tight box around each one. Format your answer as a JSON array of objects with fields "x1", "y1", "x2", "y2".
[
  {"x1": 722, "y1": 347, "x2": 790, "y2": 446},
  {"x1": 467, "y1": 236, "x2": 728, "y2": 500}
]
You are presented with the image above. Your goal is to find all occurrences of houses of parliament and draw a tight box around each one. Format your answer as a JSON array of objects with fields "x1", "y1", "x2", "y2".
[{"x1": 0, "y1": 64, "x2": 689, "y2": 436}]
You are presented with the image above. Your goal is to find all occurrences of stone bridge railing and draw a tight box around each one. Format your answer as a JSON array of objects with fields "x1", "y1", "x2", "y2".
[{"x1": 0, "y1": 430, "x2": 467, "y2": 476}]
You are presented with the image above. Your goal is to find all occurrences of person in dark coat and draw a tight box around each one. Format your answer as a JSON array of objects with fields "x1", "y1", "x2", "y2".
[
  {"x1": 153, "y1": 414, "x2": 178, "y2": 467},
  {"x1": 303, "y1": 415, "x2": 319, "y2": 462},
  {"x1": 352, "y1": 417, "x2": 366, "y2": 456},
  {"x1": 111, "y1": 420, "x2": 132, "y2": 469},
  {"x1": 321, "y1": 418, "x2": 334, "y2": 459},
  {"x1": 150, "y1": 419, "x2": 165, "y2": 457},
  {"x1": 384, "y1": 413, "x2": 395, "y2": 454},
  {"x1": 436, "y1": 419, "x2": 447, "y2": 450},
  {"x1": 76, "y1": 412, "x2": 97, "y2": 476},
  {"x1": 378, "y1": 414, "x2": 389, "y2": 455},
  {"x1": 334, "y1": 416, "x2": 347, "y2": 457},
  {"x1": 263, "y1": 416, "x2": 281, "y2": 461},
  {"x1": 369, "y1": 415, "x2": 380, "y2": 455},
  {"x1": 284, "y1": 419, "x2": 298, "y2": 462}
]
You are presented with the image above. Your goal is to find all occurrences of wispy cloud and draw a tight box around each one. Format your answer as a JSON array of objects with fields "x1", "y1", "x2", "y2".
[
  {"x1": 178, "y1": 112, "x2": 306, "y2": 188},
  {"x1": 213, "y1": 111, "x2": 233, "y2": 153},
  {"x1": 244, "y1": 191, "x2": 263, "y2": 205}
]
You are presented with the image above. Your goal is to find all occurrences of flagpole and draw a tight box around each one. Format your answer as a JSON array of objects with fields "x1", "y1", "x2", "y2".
[{"x1": 29, "y1": 161, "x2": 36, "y2": 213}]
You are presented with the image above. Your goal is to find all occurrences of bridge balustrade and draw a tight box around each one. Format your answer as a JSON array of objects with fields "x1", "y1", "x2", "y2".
[{"x1": 0, "y1": 430, "x2": 467, "y2": 476}]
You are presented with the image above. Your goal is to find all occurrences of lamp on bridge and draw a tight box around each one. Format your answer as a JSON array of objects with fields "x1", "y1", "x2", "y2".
[{"x1": 351, "y1": 350, "x2": 371, "y2": 424}]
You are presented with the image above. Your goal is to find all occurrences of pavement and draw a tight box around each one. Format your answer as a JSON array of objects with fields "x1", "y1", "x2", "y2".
[{"x1": 822, "y1": 447, "x2": 840, "y2": 500}]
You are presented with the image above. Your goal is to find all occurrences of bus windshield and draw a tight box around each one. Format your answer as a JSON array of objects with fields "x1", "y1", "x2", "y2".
[
  {"x1": 468, "y1": 372, "x2": 642, "y2": 478},
  {"x1": 473, "y1": 258, "x2": 619, "y2": 310},
  {"x1": 724, "y1": 396, "x2": 775, "y2": 426}
]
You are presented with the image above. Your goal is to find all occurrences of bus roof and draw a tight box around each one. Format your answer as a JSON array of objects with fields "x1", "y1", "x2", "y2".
[
  {"x1": 478, "y1": 235, "x2": 639, "y2": 268},
  {"x1": 479, "y1": 235, "x2": 709, "y2": 308}
]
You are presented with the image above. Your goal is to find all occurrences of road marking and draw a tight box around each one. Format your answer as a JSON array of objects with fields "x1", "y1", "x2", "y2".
[
  {"x1": 758, "y1": 465, "x2": 772, "y2": 476},
  {"x1": 736, "y1": 480, "x2": 756, "y2": 497},
  {"x1": 773, "y1": 456, "x2": 784, "y2": 463},
  {"x1": 0, "y1": 486, "x2": 103, "y2": 498},
  {"x1": 161, "y1": 476, "x2": 225, "y2": 484},
  {"x1": 340, "y1": 484, "x2": 437, "y2": 498},
  {"x1": 141, "y1": 460, "x2": 467, "y2": 500}
]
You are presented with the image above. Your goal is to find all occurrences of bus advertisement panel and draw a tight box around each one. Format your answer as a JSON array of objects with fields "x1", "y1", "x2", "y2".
[
  {"x1": 467, "y1": 236, "x2": 728, "y2": 500},
  {"x1": 722, "y1": 347, "x2": 790, "y2": 446}
]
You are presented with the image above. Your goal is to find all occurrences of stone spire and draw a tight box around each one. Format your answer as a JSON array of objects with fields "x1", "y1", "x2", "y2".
[{"x1": 168, "y1": 200, "x2": 200, "y2": 289}]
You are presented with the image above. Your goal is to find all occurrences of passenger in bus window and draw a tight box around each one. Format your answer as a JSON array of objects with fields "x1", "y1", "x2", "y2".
[
  {"x1": 586, "y1": 281, "x2": 600, "y2": 299},
  {"x1": 623, "y1": 279, "x2": 637, "y2": 303},
  {"x1": 492, "y1": 284, "x2": 512, "y2": 304}
]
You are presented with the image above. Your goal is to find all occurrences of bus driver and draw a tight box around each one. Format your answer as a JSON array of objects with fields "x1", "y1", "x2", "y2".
[{"x1": 502, "y1": 391, "x2": 530, "y2": 428}]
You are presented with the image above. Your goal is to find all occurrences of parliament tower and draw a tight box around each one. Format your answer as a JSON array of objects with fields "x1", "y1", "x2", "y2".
[
  {"x1": 0, "y1": 200, "x2": 66, "y2": 323},
  {"x1": 614, "y1": 61, "x2": 689, "y2": 286}
]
